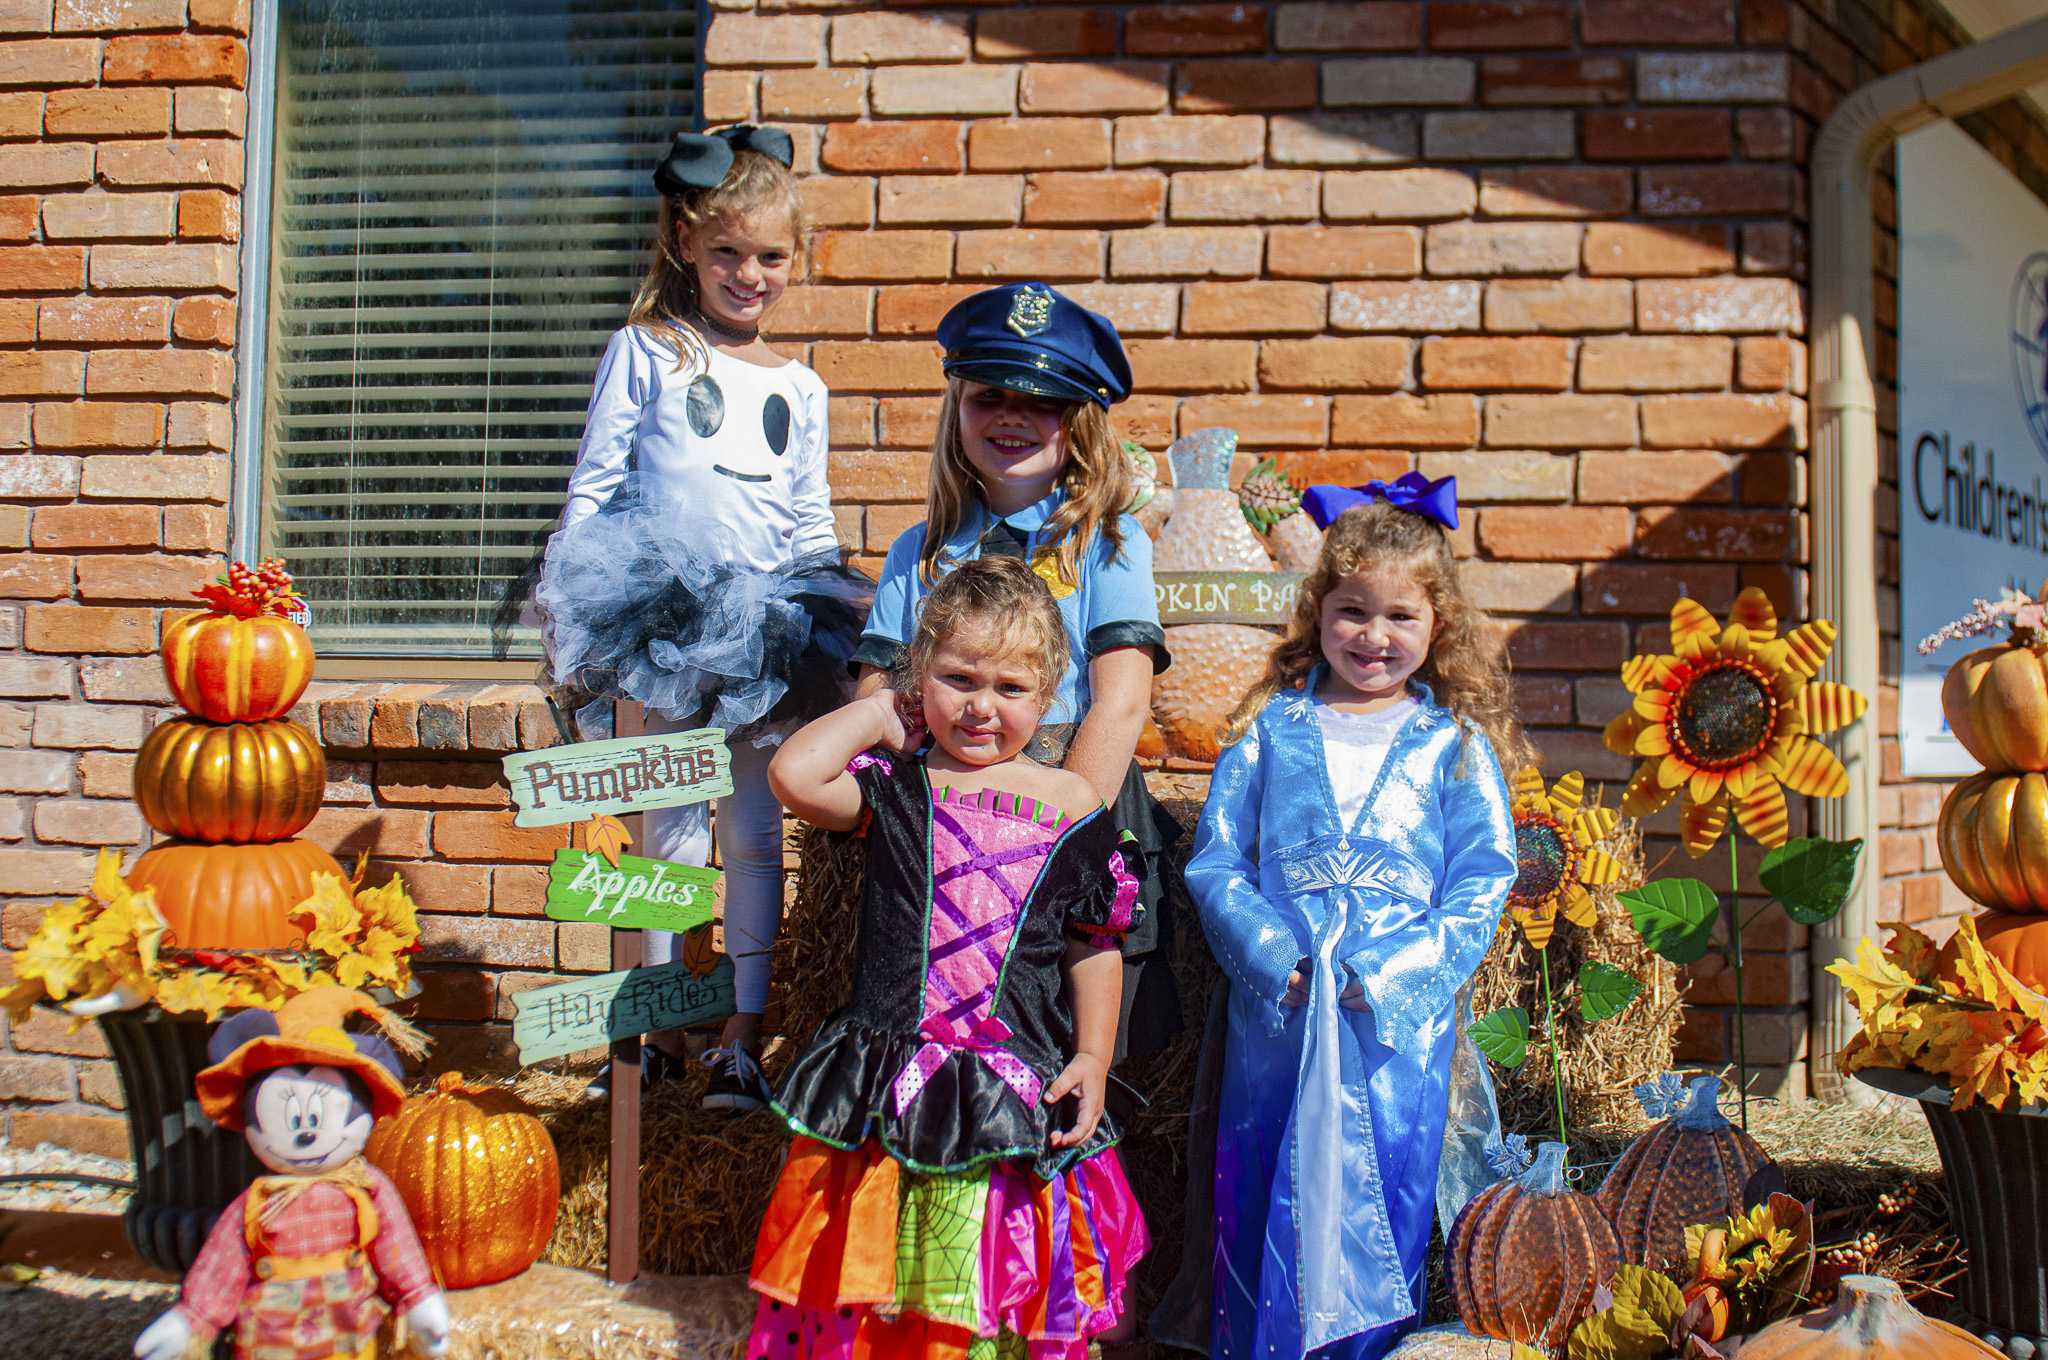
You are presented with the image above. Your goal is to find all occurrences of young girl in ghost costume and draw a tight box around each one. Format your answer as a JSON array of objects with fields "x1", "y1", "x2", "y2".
[
  {"x1": 1186, "y1": 477, "x2": 1524, "y2": 1360},
  {"x1": 535, "y1": 124, "x2": 866, "y2": 1109},
  {"x1": 133, "y1": 988, "x2": 448, "y2": 1360}
]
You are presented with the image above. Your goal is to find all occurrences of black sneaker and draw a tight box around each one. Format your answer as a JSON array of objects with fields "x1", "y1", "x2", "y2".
[
  {"x1": 581, "y1": 1046, "x2": 685, "y2": 1102},
  {"x1": 701, "y1": 1044, "x2": 769, "y2": 1111}
]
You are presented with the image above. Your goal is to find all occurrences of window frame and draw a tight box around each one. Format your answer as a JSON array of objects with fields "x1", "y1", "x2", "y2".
[{"x1": 229, "y1": 0, "x2": 708, "y2": 679}]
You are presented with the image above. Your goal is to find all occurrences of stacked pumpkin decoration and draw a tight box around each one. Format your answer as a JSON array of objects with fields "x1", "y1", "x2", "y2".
[
  {"x1": 1938, "y1": 616, "x2": 2048, "y2": 988},
  {"x1": 1447, "y1": 1140, "x2": 1622, "y2": 1350},
  {"x1": 365, "y1": 1071, "x2": 561, "y2": 1289},
  {"x1": 1596, "y1": 1074, "x2": 1775, "y2": 1270},
  {"x1": 129, "y1": 560, "x2": 341, "y2": 952}
]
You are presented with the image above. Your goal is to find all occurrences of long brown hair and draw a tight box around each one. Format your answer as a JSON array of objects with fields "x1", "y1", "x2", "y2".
[
  {"x1": 626, "y1": 145, "x2": 808, "y2": 374},
  {"x1": 917, "y1": 379, "x2": 1133, "y2": 587},
  {"x1": 1223, "y1": 500, "x2": 1532, "y2": 772}
]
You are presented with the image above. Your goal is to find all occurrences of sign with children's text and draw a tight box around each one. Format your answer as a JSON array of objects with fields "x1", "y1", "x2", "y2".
[
  {"x1": 1155, "y1": 571, "x2": 1304, "y2": 626},
  {"x1": 544, "y1": 847, "x2": 721, "y2": 933},
  {"x1": 501, "y1": 728, "x2": 731, "y2": 827},
  {"x1": 512, "y1": 959, "x2": 736, "y2": 1065}
]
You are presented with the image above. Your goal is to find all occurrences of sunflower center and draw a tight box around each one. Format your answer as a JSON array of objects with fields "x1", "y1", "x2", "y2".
[
  {"x1": 1671, "y1": 661, "x2": 1775, "y2": 770},
  {"x1": 1512, "y1": 817, "x2": 1571, "y2": 905}
]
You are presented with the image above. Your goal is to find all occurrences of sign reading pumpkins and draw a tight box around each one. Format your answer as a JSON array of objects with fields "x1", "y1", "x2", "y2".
[
  {"x1": 511, "y1": 958, "x2": 736, "y2": 1065},
  {"x1": 1153, "y1": 571, "x2": 1304, "y2": 625},
  {"x1": 500, "y1": 728, "x2": 731, "y2": 827},
  {"x1": 544, "y1": 848, "x2": 720, "y2": 933}
]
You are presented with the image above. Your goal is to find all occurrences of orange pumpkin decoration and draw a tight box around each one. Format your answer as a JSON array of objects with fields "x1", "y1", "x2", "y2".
[
  {"x1": 364, "y1": 1070, "x2": 560, "y2": 1289},
  {"x1": 1595, "y1": 1075, "x2": 1773, "y2": 1269},
  {"x1": 126, "y1": 839, "x2": 346, "y2": 951},
  {"x1": 1963, "y1": 913, "x2": 2048, "y2": 991},
  {"x1": 1937, "y1": 771, "x2": 2048, "y2": 911},
  {"x1": 1448, "y1": 1140, "x2": 1622, "y2": 1350},
  {"x1": 1941, "y1": 640, "x2": 2048, "y2": 773},
  {"x1": 1735, "y1": 1275, "x2": 1999, "y2": 1360},
  {"x1": 162, "y1": 609, "x2": 315, "y2": 725},
  {"x1": 134, "y1": 717, "x2": 325, "y2": 844}
]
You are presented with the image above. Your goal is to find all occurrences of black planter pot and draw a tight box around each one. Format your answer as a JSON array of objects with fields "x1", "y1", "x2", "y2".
[
  {"x1": 98, "y1": 1009, "x2": 261, "y2": 1274},
  {"x1": 1857, "y1": 1067, "x2": 2048, "y2": 1359}
]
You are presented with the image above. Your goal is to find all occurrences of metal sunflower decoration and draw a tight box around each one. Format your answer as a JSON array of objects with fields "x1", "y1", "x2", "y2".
[
  {"x1": 1603, "y1": 588, "x2": 1867, "y2": 857},
  {"x1": 1507, "y1": 767, "x2": 1624, "y2": 950}
]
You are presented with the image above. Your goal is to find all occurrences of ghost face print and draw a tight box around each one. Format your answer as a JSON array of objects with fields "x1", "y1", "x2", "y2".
[{"x1": 685, "y1": 368, "x2": 794, "y2": 484}]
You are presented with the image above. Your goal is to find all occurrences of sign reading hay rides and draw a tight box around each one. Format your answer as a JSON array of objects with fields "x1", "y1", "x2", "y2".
[
  {"x1": 544, "y1": 848, "x2": 720, "y2": 932},
  {"x1": 501, "y1": 727, "x2": 731, "y2": 826},
  {"x1": 510, "y1": 959, "x2": 736, "y2": 1065}
]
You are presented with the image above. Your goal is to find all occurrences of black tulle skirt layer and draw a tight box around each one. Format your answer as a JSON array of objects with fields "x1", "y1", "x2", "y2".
[{"x1": 535, "y1": 477, "x2": 872, "y2": 745}]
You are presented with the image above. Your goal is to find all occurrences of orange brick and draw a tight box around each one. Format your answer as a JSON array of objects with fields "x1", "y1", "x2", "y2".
[
  {"x1": 1331, "y1": 394, "x2": 1478, "y2": 449},
  {"x1": 827, "y1": 396, "x2": 872, "y2": 449},
  {"x1": 164, "y1": 401, "x2": 229, "y2": 450},
  {"x1": 975, "y1": 7, "x2": 1116, "y2": 59},
  {"x1": 772, "y1": 285, "x2": 868, "y2": 339},
  {"x1": 1479, "y1": 56, "x2": 1629, "y2": 106},
  {"x1": 88, "y1": 242, "x2": 236, "y2": 290},
  {"x1": 1479, "y1": 506, "x2": 1631, "y2": 561},
  {"x1": 37, "y1": 297, "x2": 169, "y2": 345},
  {"x1": 77, "y1": 654, "x2": 168, "y2": 702},
  {"x1": 1178, "y1": 394, "x2": 1327, "y2": 448},
  {"x1": 0, "y1": 194, "x2": 32, "y2": 240},
  {"x1": 0, "y1": 93, "x2": 39, "y2": 139},
  {"x1": 32, "y1": 502, "x2": 155, "y2": 549},
  {"x1": 1636, "y1": 507, "x2": 1797, "y2": 561},
  {"x1": 871, "y1": 66, "x2": 1016, "y2": 119},
  {"x1": 1580, "y1": 560, "x2": 1738, "y2": 614},
  {"x1": 416, "y1": 914, "x2": 555, "y2": 967},
  {"x1": 55, "y1": 0, "x2": 185, "y2": 29},
  {"x1": 1257, "y1": 337, "x2": 1410, "y2": 392},
  {"x1": 10, "y1": 1109, "x2": 126, "y2": 1158},
  {"x1": 301, "y1": 804, "x2": 432, "y2": 859},
  {"x1": 1024, "y1": 171, "x2": 1163, "y2": 226},
  {"x1": 187, "y1": 0, "x2": 250, "y2": 33},
  {"x1": 102, "y1": 34, "x2": 246, "y2": 86},
  {"x1": 1640, "y1": 166, "x2": 1792, "y2": 217},
  {"x1": 0, "y1": 142, "x2": 93, "y2": 187},
  {"x1": 810, "y1": 340, "x2": 943, "y2": 395},
  {"x1": 827, "y1": 451, "x2": 931, "y2": 502},
  {"x1": 1060, "y1": 283, "x2": 1178, "y2": 336},
  {"x1": 85, "y1": 349, "x2": 233, "y2": 398},
  {"x1": 23, "y1": 603, "x2": 153, "y2": 653},
  {"x1": 173, "y1": 295, "x2": 235, "y2": 345},
  {"x1": 1583, "y1": 108, "x2": 1732, "y2": 161},
  {"x1": 1021, "y1": 62, "x2": 1168, "y2": 116},
  {"x1": 97, "y1": 138, "x2": 242, "y2": 189},
  {"x1": 1112, "y1": 113, "x2": 1264, "y2": 168},
  {"x1": 1485, "y1": 395, "x2": 1636, "y2": 448},
  {"x1": 874, "y1": 283, "x2": 983, "y2": 336},
  {"x1": 34, "y1": 797, "x2": 142, "y2": 844},
  {"x1": 1270, "y1": 111, "x2": 1423, "y2": 170},
  {"x1": 1505, "y1": 620, "x2": 1630, "y2": 670},
  {"x1": 1431, "y1": 0, "x2": 1570, "y2": 47},
  {"x1": 1479, "y1": 168, "x2": 1631, "y2": 219},
  {"x1": 0, "y1": 350, "x2": 81, "y2": 396},
  {"x1": 31, "y1": 400, "x2": 163, "y2": 448},
  {"x1": 798, "y1": 177, "x2": 870, "y2": 230},
  {"x1": 830, "y1": 11, "x2": 967, "y2": 63},
  {"x1": 1578, "y1": 336, "x2": 1733, "y2": 392},
  {"x1": 490, "y1": 864, "x2": 548, "y2": 917},
  {"x1": 0, "y1": 297, "x2": 29, "y2": 339},
  {"x1": 878, "y1": 174, "x2": 1020, "y2": 227},
  {"x1": 1421, "y1": 450, "x2": 1573, "y2": 502},
  {"x1": 1126, "y1": 339, "x2": 1255, "y2": 394},
  {"x1": 1170, "y1": 169, "x2": 1319, "y2": 224},
  {"x1": 1109, "y1": 226, "x2": 1261, "y2": 280},
  {"x1": 1329, "y1": 280, "x2": 1481, "y2": 332},
  {"x1": 760, "y1": 69, "x2": 864, "y2": 121},
  {"x1": 432, "y1": 809, "x2": 568, "y2": 863},
  {"x1": 1266, "y1": 225, "x2": 1420, "y2": 280},
  {"x1": 1425, "y1": 221, "x2": 1580, "y2": 276},
  {"x1": 176, "y1": 188, "x2": 237, "y2": 241},
  {"x1": 1420, "y1": 337, "x2": 1570, "y2": 391},
  {"x1": 1484, "y1": 278, "x2": 1633, "y2": 333},
  {"x1": 376, "y1": 759, "x2": 511, "y2": 808},
  {"x1": 1182, "y1": 282, "x2": 1326, "y2": 335},
  {"x1": 0, "y1": 552, "x2": 69, "y2": 598},
  {"x1": 1736, "y1": 336, "x2": 1805, "y2": 393},
  {"x1": 877, "y1": 397, "x2": 941, "y2": 450},
  {"x1": 819, "y1": 121, "x2": 961, "y2": 175},
  {"x1": 172, "y1": 87, "x2": 245, "y2": 136},
  {"x1": 78, "y1": 451, "x2": 229, "y2": 500},
  {"x1": 967, "y1": 118, "x2": 1109, "y2": 171},
  {"x1": 1641, "y1": 394, "x2": 1805, "y2": 450},
  {"x1": 1174, "y1": 59, "x2": 1317, "y2": 112},
  {"x1": 955, "y1": 228, "x2": 1099, "y2": 281},
  {"x1": 1584, "y1": 222, "x2": 1733, "y2": 277},
  {"x1": 702, "y1": 13, "x2": 823, "y2": 67},
  {"x1": 0, "y1": 245, "x2": 83, "y2": 292},
  {"x1": 812, "y1": 230, "x2": 951, "y2": 283},
  {"x1": 43, "y1": 86, "x2": 169, "y2": 136},
  {"x1": 862, "y1": 501, "x2": 924, "y2": 553},
  {"x1": 1578, "y1": 451, "x2": 1733, "y2": 505},
  {"x1": 699, "y1": 70, "x2": 754, "y2": 125},
  {"x1": 41, "y1": 189, "x2": 174, "y2": 240},
  {"x1": 74, "y1": 550, "x2": 212, "y2": 602},
  {"x1": 0, "y1": 37, "x2": 99, "y2": 87},
  {"x1": 1126, "y1": 4, "x2": 1265, "y2": 55}
]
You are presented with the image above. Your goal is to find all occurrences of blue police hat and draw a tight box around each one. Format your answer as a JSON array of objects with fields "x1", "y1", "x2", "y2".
[{"x1": 936, "y1": 283, "x2": 1131, "y2": 409}]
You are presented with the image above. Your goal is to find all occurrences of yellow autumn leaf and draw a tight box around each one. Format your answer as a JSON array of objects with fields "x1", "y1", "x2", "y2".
[
  {"x1": 292, "y1": 873, "x2": 362, "y2": 958},
  {"x1": 1884, "y1": 922, "x2": 1943, "y2": 983},
  {"x1": 2, "y1": 978, "x2": 49, "y2": 1025},
  {"x1": 1827, "y1": 937, "x2": 1920, "y2": 1028},
  {"x1": 15, "y1": 899, "x2": 93, "y2": 1000}
]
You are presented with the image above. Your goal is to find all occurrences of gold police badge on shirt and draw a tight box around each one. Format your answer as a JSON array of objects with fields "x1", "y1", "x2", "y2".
[
  {"x1": 1005, "y1": 284, "x2": 1054, "y2": 339},
  {"x1": 1030, "y1": 546, "x2": 1077, "y2": 600}
]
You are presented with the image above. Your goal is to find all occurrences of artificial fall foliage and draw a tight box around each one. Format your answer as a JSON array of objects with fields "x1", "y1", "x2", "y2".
[
  {"x1": 194, "y1": 556, "x2": 305, "y2": 619},
  {"x1": 3, "y1": 847, "x2": 421, "y2": 1022},
  {"x1": 1829, "y1": 913, "x2": 2048, "y2": 1111}
]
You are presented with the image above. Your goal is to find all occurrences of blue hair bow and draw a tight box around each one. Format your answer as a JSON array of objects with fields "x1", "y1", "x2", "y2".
[
  {"x1": 1301, "y1": 472, "x2": 1459, "y2": 531},
  {"x1": 653, "y1": 124, "x2": 794, "y2": 196}
]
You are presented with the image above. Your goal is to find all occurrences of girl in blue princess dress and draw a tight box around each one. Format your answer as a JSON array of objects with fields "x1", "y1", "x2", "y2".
[{"x1": 1188, "y1": 477, "x2": 1528, "y2": 1360}]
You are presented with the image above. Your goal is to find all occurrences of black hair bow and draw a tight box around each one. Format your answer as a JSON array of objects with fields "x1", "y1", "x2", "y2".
[{"x1": 653, "y1": 124, "x2": 795, "y2": 195}]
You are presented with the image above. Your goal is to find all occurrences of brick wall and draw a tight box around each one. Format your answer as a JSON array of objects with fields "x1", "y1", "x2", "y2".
[{"x1": 4, "y1": 0, "x2": 2046, "y2": 1153}]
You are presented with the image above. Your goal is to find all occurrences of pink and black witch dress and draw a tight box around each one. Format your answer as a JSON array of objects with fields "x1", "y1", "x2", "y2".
[{"x1": 746, "y1": 750, "x2": 1150, "y2": 1359}]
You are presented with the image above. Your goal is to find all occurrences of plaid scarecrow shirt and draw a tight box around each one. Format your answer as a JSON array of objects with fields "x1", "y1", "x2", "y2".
[{"x1": 177, "y1": 1162, "x2": 437, "y2": 1333}]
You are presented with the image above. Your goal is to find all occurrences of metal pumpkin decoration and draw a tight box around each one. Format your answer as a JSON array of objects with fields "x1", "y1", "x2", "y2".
[
  {"x1": 1937, "y1": 770, "x2": 2048, "y2": 911},
  {"x1": 364, "y1": 1071, "x2": 561, "y2": 1289},
  {"x1": 134, "y1": 717, "x2": 326, "y2": 844},
  {"x1": 1447, "y1": 1140, "x2": 1621, "y2": 1350},
  {"x1": 160, "y1": 560, "x2": 315, "y2": 724},
  {"x1": 1595, "y1": 1075, "x2": 1773, "y2": 1270},
  {"x1": 125, "y1": 839, "x2": 347, "y2": 951}
]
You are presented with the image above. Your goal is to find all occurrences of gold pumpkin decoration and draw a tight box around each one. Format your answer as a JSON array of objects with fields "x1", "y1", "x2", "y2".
[
  {"x1": 364, "y1": 1070, "x2": 561, "y2": 1289},
  {"x1": 1734, "y1": 1275, "x2": 1999, "y2": 1360},
  {"x1": 1447, "y1": 1141, "x2": 1622, "y2": 1350},
  {"x1": 134, "y1": 717, "x2": 326, "y2": 844},
  {"x1": 1594, "y1": 1075, "x2": 1773, "y2": 1269},
  {"x1": 126, "y1": 838, "x2": 347, "y2": 951},
  {"x1": 1937, "y1": 770, "x2": 2048, "y2": 912},
  {"x1": 1941, "y1": 640, "x2": 2048, "y2": 773}
]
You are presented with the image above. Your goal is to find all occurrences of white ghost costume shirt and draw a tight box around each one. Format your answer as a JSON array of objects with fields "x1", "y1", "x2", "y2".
[{"x1": 564, "y1": 324, "x2": 837, "y2": 566}]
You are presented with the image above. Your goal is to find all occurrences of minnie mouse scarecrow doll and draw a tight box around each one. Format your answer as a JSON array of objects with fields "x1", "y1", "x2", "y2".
[{"x1": 133, "y1": 988, "x2": 451, "y2": 1360}]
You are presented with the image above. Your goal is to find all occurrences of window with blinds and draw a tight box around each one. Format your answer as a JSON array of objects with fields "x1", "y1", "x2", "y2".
[{"x1": 257, "y1": 0, "x2": 697, "y2": 657}]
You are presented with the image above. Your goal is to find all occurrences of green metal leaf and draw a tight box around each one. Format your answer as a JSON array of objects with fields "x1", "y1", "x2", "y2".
[
  {"x1": 1759, "y1": 836, "x2": 1864, "y2": 925},
  {"x1": 1579, "y1": 961, "x2": 1644, "y2": 1023},
  {"x1": 1470, "y1": 1006, "x2": 1530, "y2": 1069},
  {"x1": 1618, "y1": 877, "x2": 1720, "y2": 965}
]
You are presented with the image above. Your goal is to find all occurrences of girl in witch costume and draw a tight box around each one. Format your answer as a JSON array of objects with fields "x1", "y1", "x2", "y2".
[
  {"x1": 852, "y1": 282, "x2": 1182, "y2": 1062},
  {"x1": 1174, "y1": 479, "x2": 1522, "y2": 1360},
  {"x1": 748, "y1": 556, "x2": 1149, "y2": 1359},
  {"x1": 133, "y1": 988, "x2": 448, "y2": 1360},
  {"x1": 534, "y1": 124, "x2": 867, "y2": 1109}
]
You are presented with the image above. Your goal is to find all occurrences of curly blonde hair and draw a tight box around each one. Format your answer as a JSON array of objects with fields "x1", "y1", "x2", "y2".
[
  {"x1": 917, "y1": 378, "x2": 1132, "y2": 589},
  {"x1": 902, "y1": 556, "x2": 1068, "y2": 716},
  {"x1": 1223, "y1": 500, "x2": 1533, "y2": 772},
  {"x1": 627, "y1": 143, "x2": 808, "y2": 374}
]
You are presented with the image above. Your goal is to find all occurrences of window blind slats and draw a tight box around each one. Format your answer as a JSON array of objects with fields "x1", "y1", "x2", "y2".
[{"x1": 259, "y1": 0, "x2": 693, "y2": 655}]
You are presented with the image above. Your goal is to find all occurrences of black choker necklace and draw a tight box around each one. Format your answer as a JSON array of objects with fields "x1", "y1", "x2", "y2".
[{"x1": 693, "y1": 309, "x2": 759, "y2": 344}]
